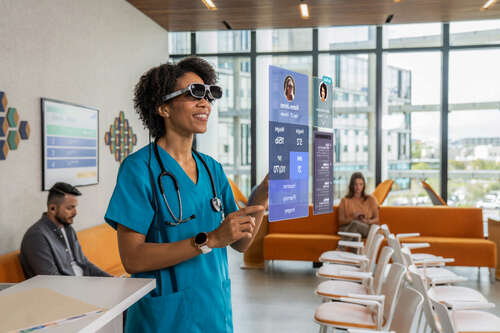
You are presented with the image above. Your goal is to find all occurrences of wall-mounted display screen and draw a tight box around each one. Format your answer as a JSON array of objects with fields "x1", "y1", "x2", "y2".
[{"x1": 41, "y1": 98, "x2": 99, "y2": 190}]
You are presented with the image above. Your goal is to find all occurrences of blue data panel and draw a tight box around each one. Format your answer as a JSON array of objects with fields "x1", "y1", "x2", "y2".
[
  {"x1": 46, "y1": 136, "x2": 97, "y2": 147},
  {"x1": 47, "y1": 148, "x2": 97, "y2": 158},
  {"x1": 47, "y1": 159, "x2": 97, "y2": 169},
  {"x1": 268, "y1": 66, "x2": 309, "y2": 222}
]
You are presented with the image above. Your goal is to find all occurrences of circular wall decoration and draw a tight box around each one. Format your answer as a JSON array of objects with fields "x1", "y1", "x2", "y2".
[
  {"x1": 0, "y1": 91, "x2": 30, "y2": 161},
  {"x1": 104, "y1": 111, "x2": 137, "y2": 163}
]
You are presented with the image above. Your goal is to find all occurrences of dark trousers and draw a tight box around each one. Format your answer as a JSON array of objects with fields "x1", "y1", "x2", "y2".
[{"x1": 339, "y1": 220, "x2": 371, "y2": 238}]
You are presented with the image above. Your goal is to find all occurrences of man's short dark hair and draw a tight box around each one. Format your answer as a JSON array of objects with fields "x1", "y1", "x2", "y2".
[{"x1": 47, "y1": 182, "x2": 82, "y2": 206}]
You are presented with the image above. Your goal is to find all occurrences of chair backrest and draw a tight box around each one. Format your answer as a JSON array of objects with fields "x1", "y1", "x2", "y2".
[
  {"x1": 431, "y1": 300, "x2": 456, "y2": 333},
  {"x1": 380, "y1": 224, "x2": 391, "y2": 239},
  {"x1": 372, "y1": 179, "x2": 394, "y2": 205},
  {"x1": 381, "y1": 263, "x2": 407, "y2": 330},
  {"x1": 387, "y1": 234, "x2": 405, "y2": 266},
  {"x1": 373, "y1": 246, "x2": 394, "y2": 295},
  {"x1": 362, "y1": 224, "x2": 381, "y2": 256},
  {"x1": 400, "y1": 247, "x2": 415, "y2": 267},
  {"x1": 422, "y1": 180, "x2": 447, "y2": 206},
  {"x1": 408, "y1": 266, "x2": 442, "y2": 333},
  {"x1": 228, "y1": 178, "x2": 248, "y2": 209},
  {"x1": 390, "y1": 286, "x2": 424, "y2": 333},
  {"x1": 367, "y1": 234, "x2": 385, "y2": 272}
]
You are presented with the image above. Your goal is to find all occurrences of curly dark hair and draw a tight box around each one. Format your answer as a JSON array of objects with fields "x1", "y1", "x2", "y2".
[{"x1": 134, "y1": 56, "x2": 217, "y2": 138}]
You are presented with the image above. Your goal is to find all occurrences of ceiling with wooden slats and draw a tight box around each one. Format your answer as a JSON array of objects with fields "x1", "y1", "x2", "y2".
[{"x1": 127, "y1": 0, "x2": 500, "y2": 32}]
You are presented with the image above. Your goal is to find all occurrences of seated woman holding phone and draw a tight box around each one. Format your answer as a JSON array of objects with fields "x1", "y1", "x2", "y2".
[{"x1": 338, "y1": 172, "x2": 379, "y2": 237}]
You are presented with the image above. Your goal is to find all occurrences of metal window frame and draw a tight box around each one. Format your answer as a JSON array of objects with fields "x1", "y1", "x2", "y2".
[{"x1": 168, "y1": 26, "x2": 500, "y2": 201}]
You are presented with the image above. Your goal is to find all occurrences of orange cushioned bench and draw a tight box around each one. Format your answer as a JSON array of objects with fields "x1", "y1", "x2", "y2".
[
  {"x1": 263, "y1": 206, "x2": 340, "y2": 262},
  {"x1": 381, "y1": 206, "x2": 496, "y2": 268},
  {"x1": 245, "y1": 205, "x2": 496, "y2": 270},
  {"x1": 0, "y1": 223, "x2": 125, "y2": 283}
]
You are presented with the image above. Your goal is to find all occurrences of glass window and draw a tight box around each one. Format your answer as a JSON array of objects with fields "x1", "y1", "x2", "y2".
[
  {"x1": 383, "y1": 23, "x2": 442, "y2": 48},
  {"x1": 382, "y1": 52, "x2": 441, "y2": 206},
  {"x1": 320, "y1": 53, "x2": 376, "y2": 203},
  {"x1": 196, "y1": 56, "x2": 252, "y2": 196},
  {"x1": 196, "y1": 31, "x2": 250, "y2": 54},
  {"x1": 448, "y1": 49, "x2": 500, "y2": 221},
  {"x1": 450, "y1": 19, "x2": 500, "y2": 46},
  {"x1": 256, "y1": 55, "x2": 312, "y2": 190},
  {"x1": 168, "y1": 32, "x2": 191, "y2": 55},
  {"x1": 256, "y1": 28, "x2": 312, "y2": 52},
  {"x1": 318, "y1": 26, "x2": 376, "y2": 50}
]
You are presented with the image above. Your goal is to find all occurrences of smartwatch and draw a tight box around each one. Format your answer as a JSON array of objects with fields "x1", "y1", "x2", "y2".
[{"x1": 193, "y1": 232, "x2": 212, "y2": 254}]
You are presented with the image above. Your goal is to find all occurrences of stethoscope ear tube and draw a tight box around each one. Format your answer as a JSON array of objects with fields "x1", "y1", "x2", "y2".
[{"x1": 153, "y1": 139, "x2": 223, "y2": 225}]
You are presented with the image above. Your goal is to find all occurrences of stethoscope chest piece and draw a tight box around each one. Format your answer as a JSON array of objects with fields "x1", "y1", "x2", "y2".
[{"x1": 211, "y1": 197, "x2": 222, "y2": 212}]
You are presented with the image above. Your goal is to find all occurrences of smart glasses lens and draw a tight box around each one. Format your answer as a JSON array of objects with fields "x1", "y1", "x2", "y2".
[
  {"x1": 209, "y1": 85, "x2": 222, "y2": 99},
  {"x1": 188, "y1": 84, "x2": 223, "y2": 100},
  {"x1": 190, "y1": 84, "x2": 207, "y2": 98}
]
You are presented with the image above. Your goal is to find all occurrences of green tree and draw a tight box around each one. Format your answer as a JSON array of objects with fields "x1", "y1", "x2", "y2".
[
  {"x1": 412, "y1": 162, "x2": 431, "y2": 170},
  {"x1": 449, "y1": 160, "x2": 465, "y2": 170}
]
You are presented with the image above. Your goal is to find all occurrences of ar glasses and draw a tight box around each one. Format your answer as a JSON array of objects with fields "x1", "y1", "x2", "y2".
[{"x1": 162, "y1": 83, "x2": 223, "y2": 103}]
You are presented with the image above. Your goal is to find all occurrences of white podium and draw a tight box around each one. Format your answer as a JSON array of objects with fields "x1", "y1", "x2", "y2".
[{"x1": 0, "y1": 275, "x2": 155, "y2": 332}]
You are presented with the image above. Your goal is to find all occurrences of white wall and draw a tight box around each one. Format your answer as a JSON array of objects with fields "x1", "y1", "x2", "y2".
[{"x1": 0, "y1": 0, "x2": 168, "y2": 253}]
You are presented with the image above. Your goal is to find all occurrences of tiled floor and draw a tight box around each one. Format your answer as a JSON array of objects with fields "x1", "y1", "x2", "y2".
[{"x1": 228, "y1": 249, "x2": 500, "y2": 333}]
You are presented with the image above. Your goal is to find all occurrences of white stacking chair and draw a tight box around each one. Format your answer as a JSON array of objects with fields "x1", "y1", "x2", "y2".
[
  {"x1": 407, "y1": 265, "x2": 488, "y2": 307},
  {"x1": 346, "y1": 286, "x2": 424, "y2": 333},
  {"x1": 317, "y1": 234, "x2": 385, "y2": 282},
  {"x1": 314, "y1": 263, "x2": 407, "y2": 332},
  {"x1": 319, "y1": 224, "x2": 381, "y2": 265},
  {"x1": 388, "y1": 235, "x2": 467, "y2": 285},
  {"x1": 408, "y1": 267, "x2": 496, "y2": 333},
  {"x1": 432, "y1": 299, "x2": 500, "y2": 333},
  {"x1": 379, "y1": 224, "x2": 443, "y2": 263},
  {"x1": 315, "y1": 247, "x2": 394, "y2": 301}
]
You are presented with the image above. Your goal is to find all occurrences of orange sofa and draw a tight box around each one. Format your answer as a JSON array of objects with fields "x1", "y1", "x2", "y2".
[
  {"x1": 244, "y1": 205, "x2": 496, "y2": 270},
  {"x1": 380, "y1": 206, "x2": 496, "y2": 268},
  {"x1": 0, "y1": 223, "x2": 125, "y2": 283}
]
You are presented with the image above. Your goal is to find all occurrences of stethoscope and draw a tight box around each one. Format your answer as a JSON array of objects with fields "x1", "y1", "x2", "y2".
[{"x1": 153, "y1": 139, "x2": 223, "y2": 226}]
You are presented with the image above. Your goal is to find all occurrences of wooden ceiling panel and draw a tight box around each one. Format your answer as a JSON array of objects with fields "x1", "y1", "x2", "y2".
[{"x1": 127, "y1": 0, "x2": 500, "y2": 31}]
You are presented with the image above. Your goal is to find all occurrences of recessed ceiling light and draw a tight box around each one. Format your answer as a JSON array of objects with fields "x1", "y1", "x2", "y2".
[
  {"x1": 482, "y1": 0, "x2": 498, "y2": 10},
  {"x1": 201, "y1": 0, "x2": 217, "y2": 11},
  {"x1": 300, "y1": 3, "x2": 310, "y2": 19}
]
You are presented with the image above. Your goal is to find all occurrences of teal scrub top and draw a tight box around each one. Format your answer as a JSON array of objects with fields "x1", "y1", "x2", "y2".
[{"x1": 105, "y1": 143, "x2": 238, "y2": 333}]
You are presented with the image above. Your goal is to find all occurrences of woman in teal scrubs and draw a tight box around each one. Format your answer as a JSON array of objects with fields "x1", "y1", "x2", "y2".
[{"x1": 105, "y1": 57, "x2": 266, "y2": 332}]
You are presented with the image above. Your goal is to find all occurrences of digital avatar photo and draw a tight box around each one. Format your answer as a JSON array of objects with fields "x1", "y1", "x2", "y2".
[
  {"x1": 320, "y1": 82, "x2": 327, "y2": 102},
  {"x1": 283, "y1": 75, "x2": 295, "y2": 102}
]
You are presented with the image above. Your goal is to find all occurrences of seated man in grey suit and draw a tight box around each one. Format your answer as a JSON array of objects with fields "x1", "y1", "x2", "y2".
[{"x1": 20, "y1": 182, "x2": 111, "y2": 278}]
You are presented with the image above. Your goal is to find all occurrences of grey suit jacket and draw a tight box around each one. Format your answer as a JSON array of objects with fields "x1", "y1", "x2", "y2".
[{"x1": 19, "y1": 213, "x2": 111, "y2": 278}]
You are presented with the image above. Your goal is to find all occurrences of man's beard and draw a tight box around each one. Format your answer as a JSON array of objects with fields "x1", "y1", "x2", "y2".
[{"x1": 55, "y1": 214, "x2": 73, "y2": 226}]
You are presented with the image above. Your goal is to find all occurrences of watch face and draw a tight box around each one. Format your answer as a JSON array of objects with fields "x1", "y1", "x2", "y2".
[{"x1": 195, "y1": 232, "x2": 208, "y2": 245}]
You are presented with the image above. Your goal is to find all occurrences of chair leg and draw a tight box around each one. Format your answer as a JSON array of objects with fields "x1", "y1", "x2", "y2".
[
  {"x1": 319, "y1": 325, "x2": 328, "y2": 333},
  {"x1": 490, "y1": 268, "x2": 496, "y2": 283}
]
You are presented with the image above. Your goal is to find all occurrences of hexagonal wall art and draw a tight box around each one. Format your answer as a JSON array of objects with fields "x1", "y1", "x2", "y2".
[
  {"x1": 0, "y1": 140, "x2": 7, "y2": 160},
  {"x1": 0, "y1": 117, "x2": 7, "y2": 137},
  {"x1": 0, "y1": 91, "x2": 30, "y2": 161},
  {"x1": 19, "y1": 121, "x2": 30, "y2": 140},
  {"x1": 7, "y1": 130, "x2": 20, "y2": 150},
  {"x1": 0, "y1": 91, "x2": 7, "y2": 113},
  {"x1": 7, "y1": 107, "x2": 19, "y2": 127},
  {"x1": 104, "y1": 111, "x2": 138, "y2": 163}
]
